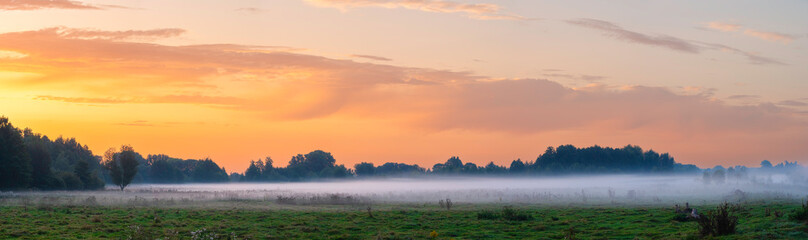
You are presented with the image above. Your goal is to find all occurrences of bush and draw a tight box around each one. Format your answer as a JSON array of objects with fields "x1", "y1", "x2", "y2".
[
  {"x1": 672, "y1": 213, "x2": 690, "y2": 222},
  {"x1": 698, "y1": 202, "x2": 738, "y2": 236},
  {"x1": 476, "y1": 210, "x2": 499, "y2": 220},
  {"x1": 502, "y1": 206, "x2": 533, "y2": 221},
  {"x1": 790, "y1": 199, "x2": 808, "y2": 223},
  {"x1": 476, "y1": 206, "x2": 533, "y2": 221}
]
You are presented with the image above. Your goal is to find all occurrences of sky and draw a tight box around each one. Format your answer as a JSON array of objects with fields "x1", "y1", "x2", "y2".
[{"x1": 1, "y1": 0, "x2": 806, "y2": 172}]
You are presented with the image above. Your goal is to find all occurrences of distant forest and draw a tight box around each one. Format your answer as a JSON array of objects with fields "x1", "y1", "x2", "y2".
[
  {"x1": 235, "y1": 145, "x2": 698, "y2": 182},
  {"x1": 1, "y1": 116, "x2": 799, "y2": 190}
]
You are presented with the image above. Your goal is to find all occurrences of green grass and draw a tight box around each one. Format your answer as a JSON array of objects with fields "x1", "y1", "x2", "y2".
[{"x1": 1, "y1": 202, "x2": 807, "y2": 239}]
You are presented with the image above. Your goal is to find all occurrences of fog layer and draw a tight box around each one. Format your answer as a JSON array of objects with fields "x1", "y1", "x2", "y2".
[{"x1": 3, "y1": 173, "x2": 806, "y2": 208}]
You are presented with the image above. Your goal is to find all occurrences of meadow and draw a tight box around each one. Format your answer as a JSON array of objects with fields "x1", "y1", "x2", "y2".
[
  {"x1": 2, "y1": 175, "x2": 808, "y2": 239},
  {"x1": 1, "y1": 201, "x2": 807, "y2": 239}
]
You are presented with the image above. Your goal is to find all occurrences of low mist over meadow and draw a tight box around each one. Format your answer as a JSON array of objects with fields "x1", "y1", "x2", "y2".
[{"x1": 4, "y1": 170, "x2": 806, "y2": 209}]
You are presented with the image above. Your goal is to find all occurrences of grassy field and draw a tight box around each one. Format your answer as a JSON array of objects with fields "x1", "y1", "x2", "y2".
[{"x1": 1, "y1": 201, "x2": 807, "y2": 239}]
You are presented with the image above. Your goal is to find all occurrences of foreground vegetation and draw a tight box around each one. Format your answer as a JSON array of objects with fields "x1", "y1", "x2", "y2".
[{"x1": 1, "y1": 201, "x2": 807, "y2": 239}]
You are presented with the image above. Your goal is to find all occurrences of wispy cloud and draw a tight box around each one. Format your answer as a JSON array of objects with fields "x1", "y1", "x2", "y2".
[
  {"x1": 0, "y1": 0, "x2": 109, "y2": 10},
  {"x1": 567, "y1": 18, "x2": 701, "y2": 53},
  {"x1": 34, "y1": 96, "x2": 130, "y2": 104},
  {"x1": 542, "y1": 73, "x2": 607, "y2": 82},
  {"x1": 698, "y1": 42, "x2": 786, "y2": 65},
  {"x1": 743, "y1": 29, "x2": 795, "y2": 43},
  {"x1": 777, "y1": 100, "x2": 807, "y2": 107},
  {"x1": 34, "y1": 27, "x2": 186, "y2": 41},
  {"x1": 303, "y1": 0, "x2": 526, "y2": 20},
  {"x1": 235, "y1": 7, "x2": 266, "y2": 14},
  {"x1": 569, "y1": 18, "x2": 785, "y2": 65},
  {"x1": 35, "y1": 95, "x2": 246, "y2": 106},
  {"x1": 350, "y1": 54, "x2": 392, "y2": 61},
  {"x1": 705, "y1": 21, "x2": 742, "y2": 32},
  {"x1": 705, "y1": 21, "x2": 797, "y2": 43},
  {"x1": 727, "y1": 94, "x2": 759, "y2": 100}
]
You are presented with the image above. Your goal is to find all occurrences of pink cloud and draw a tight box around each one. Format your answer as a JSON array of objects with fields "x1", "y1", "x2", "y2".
[
  {"x1": 743, "y1": 29, "x2": 795, "y2": 43},
  {"x1": 54, "y1": 27, "x2": 186, "y2": 41},
  {"x1": 0, "y1": 0, "x2": 100, "y2": 10},
  {"x1": 350, "y1": 54, "x2": 392, "y2": 61},
  {"x1": 705, "y1": 22, "x2": 742, "y2": 32},
  {"x1": 704, "y1": 21, "x2": 797, "y2": 44},
  {"x1": 303, "y1": 0, "x2": 525, "y2": 20}
]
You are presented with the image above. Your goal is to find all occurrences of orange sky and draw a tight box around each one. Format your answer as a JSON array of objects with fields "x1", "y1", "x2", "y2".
[{"x1": 1, "y1": 0, "x2": 807, "y2": 172}]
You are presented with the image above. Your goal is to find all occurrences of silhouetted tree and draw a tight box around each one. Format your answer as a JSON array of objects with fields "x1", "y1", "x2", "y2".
[
  {"x1": 148, "y1": 155, "x2": 184, "y2": 183},
  {"x1": 243, "y1": 160, "x2": 263, "y2": 181},
  {"x1": 462, "y1": 162, "x2": 480, "y2": 174},
  {"x1": 760, "y1": 160, "x2": 773, "y2": 168},
  {"x1": 509, "y1": 159, "x2": 526, "y2": 173},
  {"x1": 0, "y1": 117, "x2": 32, "y2": 190},
  {"x1": 303, "y1": 150, "x2": 336, "y2": 173},
  {"x1": 229, "y1": 172, "x2": 243, "y2": 182},
  {"x1": 74, "y1": 159, "x2": 104, "y2": 190},
  {"x1": 375, "y1": 162, "x2": 425, "y2": 176},
  {"x1": 191, "y1": 158, "x2": 228, "y2": 182},
  {"x1": 354, "y1": 162, "x2": 375, "y2": 177},
  {"x1": 25, "y1": 139, "x2": 61, "y2": 189},
  {"x1": 433, "y1": 156, "x2": 463, "y2": 174},
  {"x1": 445, "y1": 156, "x2": 463, "y2": 169},
  {"x1": 261, "y1": 156, "x2": 280, "y2": 180},
  {"x1": 104, "y1": 145, "x2": 139, "y2": 191},
  {"x1": 484, "y1": 162, "x2": 507, "y2": 174}
]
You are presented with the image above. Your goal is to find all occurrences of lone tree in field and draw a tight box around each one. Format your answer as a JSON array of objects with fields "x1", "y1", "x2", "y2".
[{"x1": 103, "y1": 145, "x2": 139, "y2": 191}]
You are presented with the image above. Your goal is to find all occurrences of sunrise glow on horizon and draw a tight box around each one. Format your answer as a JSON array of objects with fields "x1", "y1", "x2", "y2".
[{"x1": 1, "y1": 0, "x2": 807, "y2": 172}]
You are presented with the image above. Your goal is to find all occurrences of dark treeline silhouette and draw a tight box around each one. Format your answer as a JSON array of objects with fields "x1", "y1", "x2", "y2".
[
  {"x1": 136, "y1": 154, "x2": 228, "y2": 183},
  {"x1": 410, "y1": 145, "x2": 695, "y2": 176},
  {"x1": 9, "y1": 116, "x2": 802, "y2": 187},
  {"x1": 236, "y1": 150, "x2": 351, "y2": 182},
  {"x1": 532, "y1": 145, "x2": 676, "y2": 174},
  {"x1": 238, "y1": 145, "x2": 699, "y2": 181},
  {"x1": 0, "y1": 117, "x2": 230, "y2": 190},
  {"x1": 0, "y1": 117, "x2": 104, "y2": 190},
  {"x1": 354, "y1": 162, "x2": 427, "y2": 177}
]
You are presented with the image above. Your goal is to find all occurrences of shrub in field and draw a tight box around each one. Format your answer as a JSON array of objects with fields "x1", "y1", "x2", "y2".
[
  {"x1": 276, "y1": 195, "x2": 297, "y2": 205},
  {"x1": 697, "y1": 202, "x2": 738, "y2": 237},
  {"x1": 671, "y1": 213, "x2": 690, "y2": 222},
  {"x1": 477, "y1": 206, "x2": 533, "y2": 221},
  {"x1": 790, "y1": 199, "x2": 808, "y2": 223},
  {"x1": 476, "y1": 210, "x2": 499, "y2": 220},
  {"x1": 502, "y1": 206, "x2": 533, "y2": 221}
]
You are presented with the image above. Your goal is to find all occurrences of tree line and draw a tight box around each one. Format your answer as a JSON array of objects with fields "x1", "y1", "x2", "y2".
[
  {"x1": 1, "y1": 117, "x2": 104, "y2": 190},
  {"x1": 235, "y1": 150, "x2": 351, "y2": 182},
  {"x1": 237, "y1": 145, "x2": 698, "y2": 181},
  {"x1": 3, "y1": 116, "x2": 711, "y2": 191},
  {"x1": 0, "y1": 117, "x2": 231, "y2": 191}
]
